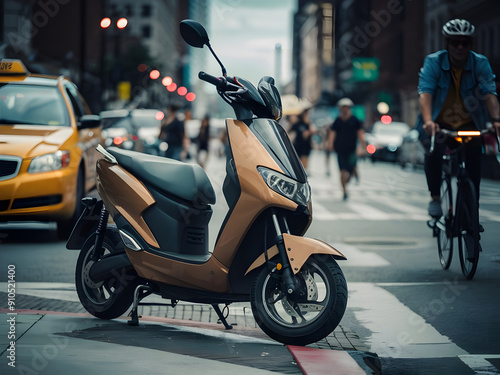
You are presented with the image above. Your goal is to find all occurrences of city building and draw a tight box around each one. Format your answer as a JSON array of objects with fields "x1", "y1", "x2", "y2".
[
  {"x1": 292, "y1": 0, "x2": 335, "y2": 105},
  {"x1": 292, "y1": 0, "x2": 499, "y2": 128},
  {"x1": 0, "y1": 0, "x2": 194, "y2": 111}
]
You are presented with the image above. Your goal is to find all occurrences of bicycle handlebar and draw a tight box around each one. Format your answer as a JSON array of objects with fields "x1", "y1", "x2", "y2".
[{"x1": 429, "y1": 128, "x2": 500, "y2": 153}]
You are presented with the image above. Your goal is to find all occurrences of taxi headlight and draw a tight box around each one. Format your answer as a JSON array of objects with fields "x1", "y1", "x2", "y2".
[
  {"x1": 258, "y1": 167, "x2": 310, "y2": 206},
  {"x1": 28, "y1": 151, "x2": 70, "y2": 173}
]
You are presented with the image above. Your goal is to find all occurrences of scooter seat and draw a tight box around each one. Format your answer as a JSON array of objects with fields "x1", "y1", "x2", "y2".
[{"x1": 106, "y1": 147, "x2": 216, "y2": 205}]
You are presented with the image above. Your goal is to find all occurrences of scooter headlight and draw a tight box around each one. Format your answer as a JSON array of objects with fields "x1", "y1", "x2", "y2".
[{"x1": 258, "y1": 167, "x2": 311, "y2": 206}]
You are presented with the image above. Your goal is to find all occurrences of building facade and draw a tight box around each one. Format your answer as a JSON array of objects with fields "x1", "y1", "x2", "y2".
[{"x1": 292, "y1": 0, "x2": 499, "y2": 128}]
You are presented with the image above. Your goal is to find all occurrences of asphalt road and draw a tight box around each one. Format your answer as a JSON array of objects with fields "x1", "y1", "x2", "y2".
[{"x1": 1, "y1": 150, "x2": 499, "y2": 374}]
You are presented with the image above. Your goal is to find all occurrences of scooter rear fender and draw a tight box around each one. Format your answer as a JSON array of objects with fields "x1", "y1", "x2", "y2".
[{"x1": 245, "y1": 233, "x2": 346, "y2": 276}]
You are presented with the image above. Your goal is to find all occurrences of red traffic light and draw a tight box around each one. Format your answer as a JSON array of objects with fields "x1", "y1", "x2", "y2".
[
  {"x1": 381, "y1": 115, "x2": 392, "y2": 124},
  {"x1": 186, "y1": 92, "x2": 196, "y2": 102}
]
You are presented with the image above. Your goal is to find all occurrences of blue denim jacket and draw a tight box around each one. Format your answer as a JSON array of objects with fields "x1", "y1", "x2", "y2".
[{"x1": 416, "y1": 50, "x2": 497, "y2": 133}]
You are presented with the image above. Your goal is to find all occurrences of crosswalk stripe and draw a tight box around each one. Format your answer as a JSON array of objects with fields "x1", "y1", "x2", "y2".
[
  {"x1": 479, "y1": 208, "x2": 500, "y2": 222},
  {"x1": 313, "y1": 201, "x2": 429, "y2": 221},
  {"x1": 346, "y1": 202, "x2": 392, "y2": 220},
  {"x1": 348, "y1": 282, "x2": 468, "y2": 359},
  {"x1": 459, "y1": 355, "x2": 500, "y2": 374},
  {"x1": 372, "y1": 195, "x2": 428, "y2": 216}
]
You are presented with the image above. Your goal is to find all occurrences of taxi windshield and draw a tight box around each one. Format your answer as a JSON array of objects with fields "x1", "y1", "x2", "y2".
[{"x1": 0, "y1": 84, "x2": 69, "y2": 126}]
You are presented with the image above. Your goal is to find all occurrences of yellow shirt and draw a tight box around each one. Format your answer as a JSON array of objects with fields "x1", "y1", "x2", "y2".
[{"x1": 436, "y1": 67, "x2": 473, "y2": 129}]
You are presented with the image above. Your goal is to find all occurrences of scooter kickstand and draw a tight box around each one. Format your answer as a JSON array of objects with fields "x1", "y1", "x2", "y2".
[
  {"x1": 128, "y1": 285, "x2": 153, "y2": 326},
  {"x1": 212, "y1": 304, "x2": 233, "y2": 330}
]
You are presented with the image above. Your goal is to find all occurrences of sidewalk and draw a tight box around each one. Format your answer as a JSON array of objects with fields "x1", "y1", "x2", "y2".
[{"x1": 0, "y1": 308, "x2": 375, "y2": 375}]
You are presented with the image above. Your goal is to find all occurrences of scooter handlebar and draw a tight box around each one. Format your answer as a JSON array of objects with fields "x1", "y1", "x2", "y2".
[{"x1": 198, "y1": 71, "x2": 226, "y2": 89}]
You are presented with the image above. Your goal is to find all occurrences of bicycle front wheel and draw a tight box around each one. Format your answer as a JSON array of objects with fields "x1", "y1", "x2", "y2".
[
  {"x1": 457, "y1": 179, "x2": 480, "y2": 280},
  {"x1": 437, "y1": 176, "x2": 453, "y2": 269}
]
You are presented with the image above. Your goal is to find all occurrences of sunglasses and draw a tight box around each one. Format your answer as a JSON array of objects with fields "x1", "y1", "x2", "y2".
[{"x1": 448, "y1": 38, "x2": 472, "y2": 48}]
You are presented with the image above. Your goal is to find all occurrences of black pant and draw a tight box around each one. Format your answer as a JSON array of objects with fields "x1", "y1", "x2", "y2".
[{"x1": 423, "y1": 135, "x2": 482, "y2": 200}]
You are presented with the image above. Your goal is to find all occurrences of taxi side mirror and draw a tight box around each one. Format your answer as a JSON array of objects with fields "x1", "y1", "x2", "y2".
[{"x1": 78, "y1": 114, "x2": 101, "y2": 130}]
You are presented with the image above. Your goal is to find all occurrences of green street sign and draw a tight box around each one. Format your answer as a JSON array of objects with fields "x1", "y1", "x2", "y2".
[{"x1": 352, "y1": 57, "x2": 380, "y2": 82}]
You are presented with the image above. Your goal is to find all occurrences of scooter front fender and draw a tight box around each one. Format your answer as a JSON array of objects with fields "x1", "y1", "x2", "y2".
[{"x1": 245, "y1": 233, "x2": 346, "y2": 276}]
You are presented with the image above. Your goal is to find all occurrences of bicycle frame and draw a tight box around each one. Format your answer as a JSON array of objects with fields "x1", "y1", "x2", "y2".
[{"x1": 431, "y1": 128, "x2": 492, "y2": 279}]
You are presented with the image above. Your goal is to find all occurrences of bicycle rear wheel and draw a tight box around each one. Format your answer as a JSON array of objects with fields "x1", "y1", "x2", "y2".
[
  {"x1": 457, "y1": 179, "x2": 480, "y2": 280},
  {"x1": 437, "y1": 176, "x2": 453, "y2": 269}
]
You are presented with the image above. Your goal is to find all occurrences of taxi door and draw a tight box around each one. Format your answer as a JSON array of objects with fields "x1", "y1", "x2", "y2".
[{"x1": 63, "y1": 81, "x2": 102, "y2": 192}]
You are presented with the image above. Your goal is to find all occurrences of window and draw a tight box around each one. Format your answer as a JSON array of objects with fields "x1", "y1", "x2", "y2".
[
  {"x1": 0, "y1": 84, "x2": 69, "y2": 126},
  {"x1": 142, "y1": 5, "x2": 151, "y2": 17},
  {"x1": 142, "y1": 25, "x2": 151, "y2": 38},
  {"x1": 64, "y1": 83, "x2": 86, "y2": 119}
]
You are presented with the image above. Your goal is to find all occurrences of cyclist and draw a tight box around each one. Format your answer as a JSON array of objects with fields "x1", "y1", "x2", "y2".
[{"x1": 416, "y1": 19, "x2": 500, "y2": 218}]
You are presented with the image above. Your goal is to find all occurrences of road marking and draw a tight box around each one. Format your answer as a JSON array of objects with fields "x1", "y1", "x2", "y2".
[
  {"x1": 346, "y1": 202, "x2": 392, "y2": 220},
  {"x1": 373, "y1": 195, "x2": 428, "y2": 217},
  {"x1": 348, "y1": 282, "x2": 468, "y2": 359},
  {"x1": 459, "y1": 355, "x2": 500, "y2": 374},
  {"x1": 479, "y1": 208, "x2": 500, "y2": 222},
  {"x1": 336, "y1": 243, "x2": 390, "y2": 267},
  {"x1": 313, "y1": 201, "x2": 428, "y2": 221}
]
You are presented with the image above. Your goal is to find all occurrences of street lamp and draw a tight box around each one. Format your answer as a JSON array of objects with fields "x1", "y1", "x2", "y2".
[
  {"x1": 116, "y1": 17, "x2": 128, "y2": 29},
  {"x1": 100, "y1": 16, "x2": 129, "y2": 106},
  {"x1": 100, "y1": 17, "x2": 112, "y2": 29},
  {"x1": 149, "y1": 70, "x2": 160, "y2": 80}
]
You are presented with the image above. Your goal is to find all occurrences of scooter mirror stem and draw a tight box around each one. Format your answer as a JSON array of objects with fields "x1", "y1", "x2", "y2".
[{"x1": 207, "y1": 42, "x2": 227, "y2": 77}]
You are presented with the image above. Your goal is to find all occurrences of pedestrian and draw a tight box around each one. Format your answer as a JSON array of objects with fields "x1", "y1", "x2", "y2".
[
  {"x1": 197, "y1": 115, "x2": 211, "y2": 169},
  {"x1": 328, "y1": 97, "x2": 366, "y2": 200},
  {"x1": 159, "y1": 104, "x2": 185, "y2": 161},
  {"x1": 289, "y1": 102, "x2": 316, "y2": 169},
  {"x1": 416, "y1": 19, "x2": 500, "y2": 217}
]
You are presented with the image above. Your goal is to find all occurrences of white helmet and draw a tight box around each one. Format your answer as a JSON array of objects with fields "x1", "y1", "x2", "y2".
[
  {"x1": 442, "y1": 19, "x2": 475, "y2": 37},
  {"x1": 337, "y1": 97, "x2": 354, "y2": 108}
]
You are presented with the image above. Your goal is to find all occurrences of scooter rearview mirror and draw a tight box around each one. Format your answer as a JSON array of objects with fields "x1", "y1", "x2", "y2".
[
  {"x1": 180, "y1": 19, "x2": 227, "y2": 77},
  {"x1": 180, "y1": 19, "x2": 209, "y2": 48}
]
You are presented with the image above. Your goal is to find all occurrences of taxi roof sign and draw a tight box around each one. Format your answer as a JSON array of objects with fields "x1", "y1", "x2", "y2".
[{"x1": 0, "y1": 59, "x2": 31, "y2": 82}]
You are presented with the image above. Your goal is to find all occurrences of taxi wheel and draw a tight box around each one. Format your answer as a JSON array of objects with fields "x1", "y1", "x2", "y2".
[{"x1": 57, "y1": 168, "x2": 84, "y2": 240}]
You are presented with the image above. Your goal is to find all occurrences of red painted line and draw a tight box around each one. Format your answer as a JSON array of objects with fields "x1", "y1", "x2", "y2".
[{"x1": 287, "y1": 345, "x2": 365, "y2": 375}]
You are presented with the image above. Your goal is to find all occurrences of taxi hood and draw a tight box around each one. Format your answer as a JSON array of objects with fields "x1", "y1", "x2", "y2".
[{"x1": 0, "y1": 125, "x2": 75, "y2": 157}]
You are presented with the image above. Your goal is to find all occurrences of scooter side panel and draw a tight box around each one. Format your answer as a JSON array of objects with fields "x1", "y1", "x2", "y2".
[
  {"x1": 96, "y1": 159, "x2": 159, "y2": 248},
  {"x1": 245, "y1": 234, "x2": 346, "y2": 276},
  {"x1": 214, "y1": 119, "x2": 298, "y2": 267},
  {"x1": 125, "y1": 248, "x2": 229, "y2": 292}
]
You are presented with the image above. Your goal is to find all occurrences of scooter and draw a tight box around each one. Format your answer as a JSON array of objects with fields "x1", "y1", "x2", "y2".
[{"x1": 67, "y1": 19, "x2": 348, "y2": 345}]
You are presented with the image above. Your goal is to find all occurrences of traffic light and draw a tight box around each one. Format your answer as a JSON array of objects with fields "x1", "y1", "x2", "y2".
[{"x1": 381, "y1": 115, "x2": 392, "y2": 124}]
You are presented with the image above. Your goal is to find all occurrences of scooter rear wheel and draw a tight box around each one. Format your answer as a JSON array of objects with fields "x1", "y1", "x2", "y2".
[
  {"x1": 250, "y1": 254, "x2": 347, "y2": 345},
  {"x1": 76, "y1": 233, "x2": 140, "y2": 319}
]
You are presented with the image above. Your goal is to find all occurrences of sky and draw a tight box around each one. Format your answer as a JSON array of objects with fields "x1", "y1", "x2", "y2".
[{"x1": 206, "y1": 0, "x2": 296, "y2": 88}]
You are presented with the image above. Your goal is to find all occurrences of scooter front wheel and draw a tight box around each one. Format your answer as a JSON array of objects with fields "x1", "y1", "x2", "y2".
[
  {"x1": 250, "y1": 254, "x2": 347, "y2": 345},
  {"x1": 76, "y1": 233, "x2": 140, "y2": 319}
]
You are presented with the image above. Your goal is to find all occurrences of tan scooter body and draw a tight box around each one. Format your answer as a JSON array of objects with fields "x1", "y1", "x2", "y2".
[{"x1": 95, "y1": 118, "x2": 344, "y2": 294}]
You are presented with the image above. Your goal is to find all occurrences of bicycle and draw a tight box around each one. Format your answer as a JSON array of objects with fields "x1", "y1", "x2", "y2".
[{"x1": 429, "y1": 128, "x2": 499, "y2": 280}]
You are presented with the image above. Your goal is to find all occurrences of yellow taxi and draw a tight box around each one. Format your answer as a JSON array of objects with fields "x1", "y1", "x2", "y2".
[{"x1": 0, "y1": 59, "x2": 104, "y2": 238}]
